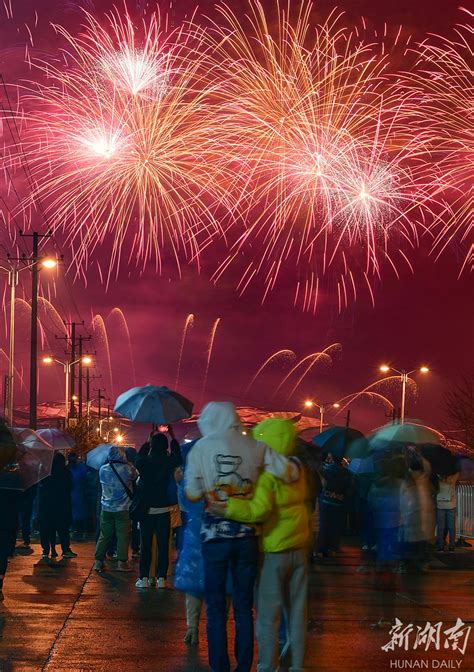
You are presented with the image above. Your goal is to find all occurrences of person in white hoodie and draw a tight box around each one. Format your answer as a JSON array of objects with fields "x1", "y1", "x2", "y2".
[{"x1": 185, "y1": 401, "x2": 299, "y2": 672}]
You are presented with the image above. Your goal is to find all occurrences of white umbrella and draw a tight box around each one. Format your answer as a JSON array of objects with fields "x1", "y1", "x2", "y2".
[
  {"x1": 37, "y1": 428, "x2": 76, "y2": 452},
  {"x1": 0, "y1": 428, "x2": 54, "y2": 491}
]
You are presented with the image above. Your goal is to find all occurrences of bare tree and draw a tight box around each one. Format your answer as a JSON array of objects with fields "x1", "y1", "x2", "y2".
[{"x1": 445, "y1": 374, "x2": 474, "y2": 448}]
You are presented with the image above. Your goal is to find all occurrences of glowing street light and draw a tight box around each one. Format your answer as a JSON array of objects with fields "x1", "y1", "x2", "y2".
[
  {"x1": 41, "y1": 257, "x2": 57, "y2": 270},
  {"x1": 379, "y1": 364, "x2": 430, "y2": 424},
  {"x1": 43, "y1": 355, "x2": 93, "y2": 424},
  {"x1": 304, "y1": 400, "x2": 341, "y2": 433},
  {"x1": 0, "y1": 256, "x2": 56, "y2": 426}
]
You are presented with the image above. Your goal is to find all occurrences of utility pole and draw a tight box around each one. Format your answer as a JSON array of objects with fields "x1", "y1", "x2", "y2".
[
  {"x1": 77, "y1": 335, "x2": 91, "y2": 420},
  {"x1": 20, "y1": 230, "x2": 53, "y2": 429},
  {"x1": 96, "y1": 388, "x2": 106, "y2": 421},
  {"x1": 62, "y1": 320, "x2": 84, "y2": 418}
]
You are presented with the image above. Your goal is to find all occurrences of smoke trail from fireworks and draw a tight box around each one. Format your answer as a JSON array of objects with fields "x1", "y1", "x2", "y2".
[
  {"x1": 175, "y1": 313, "x2": 194, "y2": 389},
  {"x1": 201, "y1": 318, "x2": 220, "y2": 405},
  {"x1": 244, "y1": 349, "x2": 296, "y2": 397}
]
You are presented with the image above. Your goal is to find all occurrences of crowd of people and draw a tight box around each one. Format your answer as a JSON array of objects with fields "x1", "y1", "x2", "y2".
[{"x1": 0, "y1": 401, "x2": 465, "y2": 672}]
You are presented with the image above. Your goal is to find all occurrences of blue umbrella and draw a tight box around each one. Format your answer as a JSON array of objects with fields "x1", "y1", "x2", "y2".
[
  {"x1": 86, "y1": 443, "x2": 113, "y2": 471},
  {"x1": 114, "y1": 385, "x2": 193, "y2": 424},
  {"x1": 348, "y1": 456, "x2": 375, "y2": 475}
]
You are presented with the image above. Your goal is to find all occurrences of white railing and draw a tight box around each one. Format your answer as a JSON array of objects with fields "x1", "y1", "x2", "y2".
[{"x1": 457, "y1": 483, "x2": 474, "y2": 539}]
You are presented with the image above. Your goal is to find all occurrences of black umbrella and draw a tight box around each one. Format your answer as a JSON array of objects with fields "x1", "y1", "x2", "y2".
[
  {"x1": 312, "y1": 426, "x2": 365, "y2": 458},
  {"x1": 420, "y1": 444, "x2": 457, "y2": 476}
]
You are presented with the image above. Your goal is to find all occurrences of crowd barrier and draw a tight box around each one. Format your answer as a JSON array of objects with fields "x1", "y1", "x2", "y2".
[{"x1": 457, "y1": 482, "x2": 474, "y2": 539}]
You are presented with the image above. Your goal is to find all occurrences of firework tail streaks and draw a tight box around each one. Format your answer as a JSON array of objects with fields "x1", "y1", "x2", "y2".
[
  {"x1": 175, "y1": 313, "x2": 194, "y2": 389},
  {"x1": 200, "y1": 318, "x2": 220, "y2": 406},
  {"x1": 91, "y1": 313, "x2": 114, "y2": 398},
  {"x1": 9, "y1": 6, "x2": 236, "y2": 279},
  {"x1": 0, "y1": 348, "x2": 26, "y2": 392},
  {"x1": 107, "y1": 307, "x2": 136, "y2": 386},
  {"x1": 334, "y1": 390, "x2": 394, "y2": 416},
  {"x1": 284, "y1": 343, "x2": 342, "y2": 402},
  {"x1": 269, "y1": 343, "x2": 341, "y2": 402},
  {"x1": 243, "y1": 349, "x2": 296, "y2": 397},
  {"x1": 37, "y1": 297, "x2": 68, "y2": 336},
  {"x1": 335, "y1": 376, "x2": 418, "y2": 415}
]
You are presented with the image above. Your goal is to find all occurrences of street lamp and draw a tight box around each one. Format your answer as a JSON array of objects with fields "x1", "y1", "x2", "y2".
[
  {"x1": 98, "y1": 415, "x2": 114, "y2": 439},
  {"x1": 304, "y1": 400, "x2": 340, "y2": 433},
  {"x1": 0, "y1": 256, "x2": 56, "y2": 426},
  {"x1": 379, "y1": 364, "x2": 429, "y2": 424},
  {"x1": 43, "y1": 355, "x2": 92, "y2": 425}
]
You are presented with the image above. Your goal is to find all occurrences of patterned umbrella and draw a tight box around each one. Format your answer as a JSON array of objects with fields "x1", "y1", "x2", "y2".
[{"x1": 114, "y1": 385, "x2": 193, "y2": 424}]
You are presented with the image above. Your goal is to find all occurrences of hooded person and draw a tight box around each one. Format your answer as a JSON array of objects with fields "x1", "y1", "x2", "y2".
[
  {"x1": 209, "y1": 418, "x2": 312, "y2": 672},
  {"x1": 68, "y1": 452, "x2": 88, "y2": 540},
  {"x1": 134, "y1": 431, "x2": 182, "y2": 589},
  {"x1": 93, "y1": 445, "x2": 138, "y2": 573},
  {"x1": 38, "y1": 452, "x2": 76, "y2": 560},
  {"x1": 185, "y1": 402, "x2": 300, "y2": 672}
]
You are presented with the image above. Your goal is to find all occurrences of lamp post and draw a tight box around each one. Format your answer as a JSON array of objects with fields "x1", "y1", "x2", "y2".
[
  {"x1": 43, "y1": 355, "x2": 92, "y2": 426},
  {"x1": 98, "y1": 415, "x2": 114, "y2": 440},
  {"x1": 379, "y1": 364, "x2": 429, "y2": 424},
  {"x1": 1, "y1": 256, "x2": 56, "y2": 426},
  {"x1": 304, "y1": 400, "x2": 341, "y2": 433}
]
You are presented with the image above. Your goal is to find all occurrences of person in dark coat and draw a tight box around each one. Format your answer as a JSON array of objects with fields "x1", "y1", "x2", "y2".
[
  {"x1": 68, "y1": 453, "x2": 88, "y2": 540},
  {"x1": 317, "y1": 453, "x2": 353, "y2": 556},
  {"x1": 18, "y1": 484, "x2": 37, "y2": 548},
  {"x1": 134, "y1": 431, "x2": 182, "y2": 588},
  {"x1": 0, "y1": 488, "x2": 20, "y2": 600},
  {"x1": 38, "y1": 453, "x2": 76, "y2": 560}
]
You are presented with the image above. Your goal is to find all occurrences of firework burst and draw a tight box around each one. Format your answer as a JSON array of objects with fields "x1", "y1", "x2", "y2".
[
  {"x1": 204, "y1": 2, "x2": 439, "y2": 307},
  {"x1": 398, "y1": 17, "x2": 473, "y2": 269},
  {"x1": 9, "y1": 6, "x2": 233, "y2": 278}
]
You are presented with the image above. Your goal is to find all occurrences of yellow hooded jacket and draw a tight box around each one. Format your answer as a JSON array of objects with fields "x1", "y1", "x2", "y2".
[{"x1": 225, "y1": 418, "x2": 312, "y2": 553}]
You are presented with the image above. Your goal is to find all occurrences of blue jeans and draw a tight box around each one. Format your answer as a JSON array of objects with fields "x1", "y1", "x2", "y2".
[
  {"x1": 203, "y1": 536, "x2": 258, "y2": 672},
  {"x1": 436, "y1": 508, "x2": 456, "y2": 548}
]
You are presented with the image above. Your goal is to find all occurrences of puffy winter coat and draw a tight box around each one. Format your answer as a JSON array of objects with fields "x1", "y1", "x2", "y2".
[{"x1": 225, "y1": 418, "x2": 311, "y2": 553}]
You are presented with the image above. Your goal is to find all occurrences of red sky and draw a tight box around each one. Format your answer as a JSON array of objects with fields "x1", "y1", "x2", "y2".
[{"x1": 0, "y1": 0, "x2": 472, "y2": 438}]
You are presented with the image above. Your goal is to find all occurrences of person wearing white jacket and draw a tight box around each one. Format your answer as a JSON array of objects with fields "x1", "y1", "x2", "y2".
[{"x1": 185, "y1": 401, "x2": 299, "y2": 672}]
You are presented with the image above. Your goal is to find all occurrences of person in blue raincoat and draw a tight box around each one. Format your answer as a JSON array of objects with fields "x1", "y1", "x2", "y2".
[{"x1": 68, "y1": 453, "x2": 88, "y2": 540}]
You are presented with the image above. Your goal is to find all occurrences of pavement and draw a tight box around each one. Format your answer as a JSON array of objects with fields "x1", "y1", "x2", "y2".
[{"x1": 0, "y1": 539, "x2": 473, "y2": 672}]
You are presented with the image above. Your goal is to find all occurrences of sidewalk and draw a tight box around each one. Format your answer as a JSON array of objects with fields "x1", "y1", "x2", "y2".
[{"x1": 0, "y1": 540, "x2": 473, "y2": 671}]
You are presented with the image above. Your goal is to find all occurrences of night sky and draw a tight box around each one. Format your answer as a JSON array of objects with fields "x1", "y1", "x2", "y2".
[{"x1": 0, "y1": 0, "x2": 472, "y2": 436}]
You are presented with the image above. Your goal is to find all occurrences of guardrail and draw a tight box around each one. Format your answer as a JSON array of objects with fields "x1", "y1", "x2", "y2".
[{"x1": 457, "y1": 482, "x2": 474, "y2": 539}]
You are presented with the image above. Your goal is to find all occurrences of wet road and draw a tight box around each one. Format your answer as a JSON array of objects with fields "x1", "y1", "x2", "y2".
[{"x1": 1, "y1": 541, "x2": 473, "y2": 671}]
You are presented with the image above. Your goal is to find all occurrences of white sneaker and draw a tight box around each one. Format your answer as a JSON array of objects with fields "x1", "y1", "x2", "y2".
[
  {"x1": 135, "y1": 578, "x2": 149, "y2": 589},
  {"x1": 157, "y1": 578, "x2": 166, "y2": 589}
]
